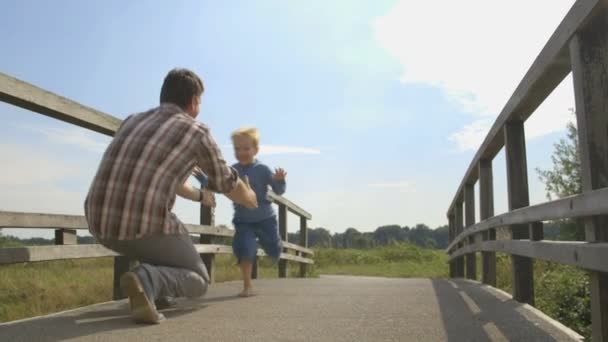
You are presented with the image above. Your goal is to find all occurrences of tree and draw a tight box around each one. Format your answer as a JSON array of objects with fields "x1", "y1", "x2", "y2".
[
  {"x1": 536, "y1": 114, "x2": 584, "y2": 241},
  {"x1": 536, "y1": 119, "x2": 582, "y2": 199}
]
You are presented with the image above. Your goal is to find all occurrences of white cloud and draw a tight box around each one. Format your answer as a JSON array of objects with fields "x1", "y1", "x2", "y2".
[
  {"x1": 259, "y1": 144, "x2": 321, "y2": 156},
  {"x1": 374, "y1": 0, "x2": 576, "y2": 151},
  {"x1": 18, "y1": 124, "x2": 109, "y2": 153},
  {"x1": 222, "y1": 144, "x2": 321, "y2": 156},
  {"x1": 368, "y1": 180, "x2": 411, "y2": 188},
  {"x1": 0, "y1": 143, "x2": 77, "y2": 186}
]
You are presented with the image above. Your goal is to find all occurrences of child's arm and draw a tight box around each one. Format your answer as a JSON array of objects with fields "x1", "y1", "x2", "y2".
[{"x1": 270, "y1": 167, "x2": 287, "y2": 195}]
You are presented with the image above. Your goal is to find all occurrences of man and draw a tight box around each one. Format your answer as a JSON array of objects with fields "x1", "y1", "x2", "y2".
[{"x1": 84, "y1": 68, "x2": 257, "y2": 324}]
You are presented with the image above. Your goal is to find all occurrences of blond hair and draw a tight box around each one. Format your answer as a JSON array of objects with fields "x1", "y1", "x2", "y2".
[{"x1": 231, "y1": 127, "x2": 260, "y2": 148}]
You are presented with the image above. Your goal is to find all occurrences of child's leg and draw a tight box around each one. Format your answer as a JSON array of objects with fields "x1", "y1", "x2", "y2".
[
  {"x1": 232, "y1": 222, "x2": 257, "y2": 296},
  {"x1": 255, "y1": 217, "x2": 282, "y2": 264}
]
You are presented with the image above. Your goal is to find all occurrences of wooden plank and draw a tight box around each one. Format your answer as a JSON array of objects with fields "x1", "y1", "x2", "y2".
[
  {"x1": 54, "y1": 229, "x2": 77, "y2": 245},
  {"x1": 0, "y1": 243, "x2": 314, "y2": 266},
  {"x1": 267, "y1": 191, "x2": 312, "y2": 220},
  {"x1": 278, "y1": 204, "x2": 288, "y2": 278},
  {"x1": 479, "y1": 159, "x2": 496, "y2": 287},
  {"x1": 113, "y1": 256, "x2": 130, "y2": 300},
  {"x1": 464, "y1": 183, "x2": 477, "y2": 280},
  {"x1": 505, "y1": 120, "x2": 534, "y2": 305},
  {"x1": 447, "y1": 187, "x2": 608, "y2": 252},
  {"x1": 0, "y1": 245, "x2": 118, "y2": 264},
  {"x1": 279, "y1": 252, "x2": 314, "y2": 264},
  {"x1": 299, "y1": 215, "x2": 308, "y2": 277},
  {"x1": 570, "y1": 10, "x2": 608, "y2": 340},
  {"x1": 447, "y1": 0, "x2": 602, "y2": 217},
  {"x1": 282, "y1": 241, "x2": 314, "y2": 256},
  {"x1": 0, "y1": 72, "x2": 121, "y2": 136},
  {"x1": 454, "y1": 203, "x2": 465, "y2": 277},
  {"x1": 186, "y1": 224, "x2": 234, "y2": 237},
  {"x1": 0, "y1": 211, "x2": 89, "y2": 229},
  {"x1": 449, "y1": 240, "x2": 608, "y2": 274},
  {"x1": 199, "y1": 202, "x2": 216, "y2": 283}
]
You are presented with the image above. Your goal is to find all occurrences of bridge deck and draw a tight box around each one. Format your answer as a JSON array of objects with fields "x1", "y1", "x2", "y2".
[{"x1": 0, "y1": 276, "x2": 580, "y2": 342}]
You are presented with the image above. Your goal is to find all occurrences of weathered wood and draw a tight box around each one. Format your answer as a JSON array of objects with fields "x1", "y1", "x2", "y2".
[
  {"x1": 282, "y1": 241, "x2": 314, "y2": 256},
  {"x1": 0, "y1": 243, "x2": 313, "y2": 265},
  {"x1": 447, "y1": 0, "x2": 602, "y2": 217},
  {"x1": 199, "y1": 202, "x2": 216, "y2": 283},
  {"x1": 447, "y1": 186, "x2": 608, "y2": 252},
  {"x1": 267, "y1": 191, "x2": 312, "y2": 220},
  {"x1": 186, "y1": 224, "x2": 234, "y2": 237},
  {"x1": 505, "y1": 120, "x2": 534, "y2": 305},
  {"x1": 113, "y1": 256, "x2": 130, "y2": 300},
  {"x1": 529, "y1": 222, "x2": 544, "y2": 241},
  {"x1": 454, "y1": 203, "x2": 465, "y2": 277},
  {"x1": 0, "y1": 245, "x2": 118, "y2": 264},
  {"x1": 299, "y1": 216, "x2": 308, "y2": 277},
  {"x1": 278, "y1": 204, "x2": 288, "y2": 278},
  {"x1": 464, "y1": 184, "x2": 477, "y2": 280},
  {"x1": 0, "y1": 72, "x2": 121, "y2": 136},
  {"x1": 479, "y1": 159, "x2": 496, "y2": 287},
  {"x1": 570, "y1": 11, "x2": 608, "y2": 340},
  {"x1": 450, "y1": 240, "x2": 608, "y2": 273},
  {"x1": 251, "y1": 257, "x2": 259, "y2": 279},
  {"x1": 0, "y1": 211, "x2": 89, "y2": 229},
  {"x1": 54, "y1": 229, "x2": 77, "y2": 245}
]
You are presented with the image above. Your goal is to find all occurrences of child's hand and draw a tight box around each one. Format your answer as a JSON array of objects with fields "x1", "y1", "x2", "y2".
[
  {"x1": 272, "y1": 168, "x2": 287, "y2": 181},
  {"x1": 201, "y1": 189, "x2": 216, "y2": 208}
]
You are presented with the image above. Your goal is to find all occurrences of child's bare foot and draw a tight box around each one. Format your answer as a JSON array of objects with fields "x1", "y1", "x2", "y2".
[{"x1": 238, "y1": 287, "x2": 257, "y2": 297}]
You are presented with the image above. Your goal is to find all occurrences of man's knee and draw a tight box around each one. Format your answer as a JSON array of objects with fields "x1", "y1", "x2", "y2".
[{"x1": 182, "y1": 271, "x2": 208, "y2": 298}]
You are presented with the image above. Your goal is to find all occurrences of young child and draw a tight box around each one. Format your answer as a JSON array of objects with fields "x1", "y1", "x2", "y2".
[{"x1": 230, "y1": 127, "x2": 286, "y2": 297}]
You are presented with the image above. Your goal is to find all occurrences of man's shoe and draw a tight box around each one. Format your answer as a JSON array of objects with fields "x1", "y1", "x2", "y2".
[
  {"x1": 155, "y1": 296, "x2": 178, "y2": 310},
  {"x1": 120, "y1": 272, "x2": 165, "y2": 324}
]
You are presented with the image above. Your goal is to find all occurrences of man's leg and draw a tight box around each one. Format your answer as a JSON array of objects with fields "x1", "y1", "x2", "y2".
[{"x1": 103, "y1": 234, "x2": 209, "y2": 323}]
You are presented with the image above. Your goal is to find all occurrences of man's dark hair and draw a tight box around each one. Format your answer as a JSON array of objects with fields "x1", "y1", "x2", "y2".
[{"x1": 160, "y1": 68, "x2": 204, "y2": 108}]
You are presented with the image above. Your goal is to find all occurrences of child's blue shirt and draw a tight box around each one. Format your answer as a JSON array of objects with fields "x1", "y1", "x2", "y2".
[{"x1": 231, "y1": 160, "x2": 286, "y2": 223}]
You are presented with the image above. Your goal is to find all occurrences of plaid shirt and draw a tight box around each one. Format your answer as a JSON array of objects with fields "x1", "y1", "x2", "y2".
[{"x1": 85, "y1": 103, "x2": 238, "y2": 240}]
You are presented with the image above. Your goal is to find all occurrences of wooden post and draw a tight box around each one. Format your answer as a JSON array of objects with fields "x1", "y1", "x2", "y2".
[
  {"x1": 113, "y1": 256, "x2": 130, "y2": 300},
  {"x1": 54, "y1": 229, "x2": 77, "y2": 245},
  {"x1": 464, "y1": 183, "x2": 477, "y2": 280},
  {"x1": 251, "y1": 257, "x2": 258, "y2": 280},
  {"x1": 448, "y1": 215, "x2": 456, "y2": 278},
  {"x1": 299, "y1": 216, "x2": 308, "y2": 277},
  {"x1": 479, "y1": 159, "x2": 496, "y2": 287},
  {"x1": 504, "y1": 120, "x2": 534, "y2": 305},
  {"x1": 200, "y1": 202, "x2": 215, "y2": 284},
  {"x1": 454, "y1": 201, "x2": 465, "y2": 278},
  {"x1": 278, "y1": 204, "x2": 288, "y2": 278},
  {"x1": 570, "y1": 13, "x2": 608, "y2": 340}
]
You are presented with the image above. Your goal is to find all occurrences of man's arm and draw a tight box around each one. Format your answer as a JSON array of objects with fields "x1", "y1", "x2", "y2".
[{"x1": 176, "y1": 181, "x2": 216, "y2": 207}]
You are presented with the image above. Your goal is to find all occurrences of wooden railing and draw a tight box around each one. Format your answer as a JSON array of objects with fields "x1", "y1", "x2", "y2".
[
  {"x1": 446, "y1": 0, "x2": 607, "y2": 340},
  {"x1": 0, "y1": 71, "x2": 314, "y2": 300}
]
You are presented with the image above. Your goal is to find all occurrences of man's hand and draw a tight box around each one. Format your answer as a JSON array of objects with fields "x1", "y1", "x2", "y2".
[
  {"x1": 241, "y1": 176, "x2": 258, "y2": 209},
  {"x1": 201, "y1": 189, "x2": 216, "y2": 208},
  {"x1": 272, "y1": 168, "x2": 287, "y2": 181},
  {"x1": 224, "y1": 176, "x2": 258, "y2": 209}
]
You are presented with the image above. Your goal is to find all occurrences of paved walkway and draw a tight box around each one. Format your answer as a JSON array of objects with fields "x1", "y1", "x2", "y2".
[{"x1": 0, "y1": 276, "x2": 581, "y2": 341}]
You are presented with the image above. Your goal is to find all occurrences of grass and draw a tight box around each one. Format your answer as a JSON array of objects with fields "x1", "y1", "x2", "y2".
[
  {"x1": 311, "y1": 243, "x2": 448, "y2": 278},
  {"x1": 0, "y1": 254, "x2": 310, "y2": 323}
]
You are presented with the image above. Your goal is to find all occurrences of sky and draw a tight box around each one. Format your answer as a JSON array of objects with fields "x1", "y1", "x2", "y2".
[{"x1": 0, "y1": 0, "x2": 577, "y2": 238}]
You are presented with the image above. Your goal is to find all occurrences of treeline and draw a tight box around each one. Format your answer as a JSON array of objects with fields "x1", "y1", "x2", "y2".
[{"x1": 289, "y1": 224, "x2": 449, "y2": 250}]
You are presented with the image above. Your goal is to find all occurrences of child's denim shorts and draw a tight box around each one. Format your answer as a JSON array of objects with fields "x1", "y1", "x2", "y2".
[{"x1": 232, "y1": 216, "x2": 282, "y2": 263}]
